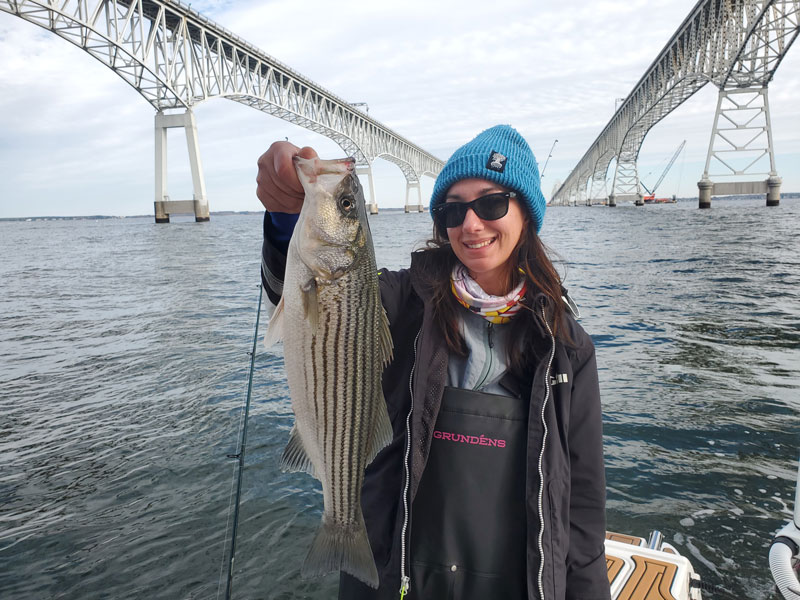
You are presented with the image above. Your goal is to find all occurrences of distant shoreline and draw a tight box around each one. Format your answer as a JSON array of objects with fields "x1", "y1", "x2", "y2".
[
  {"x1": 0, "y1": 207, "x2": 420, "y2": 222},
  {"x1": 0, "y1": 210, "x2": 266, "y2": 222},
  {"x1": 1, "y1": 195, "x2": 797, "y2": 221}
]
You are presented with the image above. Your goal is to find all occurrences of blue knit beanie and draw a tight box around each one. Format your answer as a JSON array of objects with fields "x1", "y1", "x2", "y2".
[{"x1": 430, "y1": 125, "x2": 546, "y2": 233}]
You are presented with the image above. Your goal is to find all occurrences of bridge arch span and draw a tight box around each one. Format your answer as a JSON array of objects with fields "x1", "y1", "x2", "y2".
[{"x1": 374, "y1": 152, "x2": 419, "y2": 183}]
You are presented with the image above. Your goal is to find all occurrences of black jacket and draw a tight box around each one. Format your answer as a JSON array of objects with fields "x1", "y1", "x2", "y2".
[{"x1": 261, "y1": 217, "x2": 611, "y2": 600}]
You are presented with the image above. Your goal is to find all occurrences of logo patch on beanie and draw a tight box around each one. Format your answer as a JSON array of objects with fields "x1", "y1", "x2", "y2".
[{"x1": 486, "y1": 151, "x2": 507, "y2": 173}]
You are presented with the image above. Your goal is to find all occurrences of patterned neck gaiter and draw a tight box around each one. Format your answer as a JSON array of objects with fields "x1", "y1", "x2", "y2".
[{"x1": 450, "y1": 263, "x2": 527, "y2": 324}]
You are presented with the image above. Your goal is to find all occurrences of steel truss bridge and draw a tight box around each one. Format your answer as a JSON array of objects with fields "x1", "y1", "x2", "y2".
[
  {"x1": 552, "y1": 0, "x2": 799, "y2": 208},
  {"x1": 0, "y1": 0, "x2": 444, "y2": 221}
]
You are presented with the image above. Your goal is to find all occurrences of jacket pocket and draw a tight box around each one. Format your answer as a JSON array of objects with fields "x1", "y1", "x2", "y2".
[
  {"x1": 410, "y1": 561, "x2": 455, "y2": 600},
  {"x1": 411, "y1": 561, "x2": 526, "y2": 600}
]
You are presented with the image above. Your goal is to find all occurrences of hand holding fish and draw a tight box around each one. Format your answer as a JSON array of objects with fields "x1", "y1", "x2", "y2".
[{"x1": 255, "y1": 141, "x2": 318, "y2": 213}]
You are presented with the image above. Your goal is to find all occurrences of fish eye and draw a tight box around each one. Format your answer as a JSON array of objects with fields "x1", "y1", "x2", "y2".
[{"x1": 340, "y1": 196, "x2": 355, "y2": 210}]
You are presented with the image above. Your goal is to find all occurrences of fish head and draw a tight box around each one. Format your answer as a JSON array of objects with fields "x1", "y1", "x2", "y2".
[{"x1": 293, "y1": 156, "x2": 370, "y2": 280}]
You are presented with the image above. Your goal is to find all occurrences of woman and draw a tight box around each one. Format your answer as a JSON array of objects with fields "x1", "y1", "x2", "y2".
[{"x1": 257, "y1": 125, "x2": 610, "y2": 600}]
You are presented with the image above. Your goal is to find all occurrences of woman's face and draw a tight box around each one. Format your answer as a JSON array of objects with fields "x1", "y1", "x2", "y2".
[{"x1": 444, "y1": 178, "x2": 527, "y2": 296}]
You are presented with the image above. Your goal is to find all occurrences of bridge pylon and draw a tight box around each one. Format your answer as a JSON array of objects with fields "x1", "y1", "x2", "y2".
[
  {"x1": 154, "y1": 110, "x2": 209, "y2": 223},
  {"x1": 589, "y1": 176, "x2": 608, "y2": 206},
  {"x1": 698, "y1": 86, "x2": 782, "y2": 209},
  {"x1": 404, "y1": 182, "x2": 424, "y2": 213},
  {"x1": 577, "y1": 181, "x2": 590, "y2": 206},
  {"x1": 612, "y1": 150, "x2": 644, "y2": 206},
  {"x1": 356, "y1": 165, "x2": 379, "y2": 215}
]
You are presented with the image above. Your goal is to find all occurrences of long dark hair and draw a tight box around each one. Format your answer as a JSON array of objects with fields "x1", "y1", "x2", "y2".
[{"x1": 415, "y1": 215, "x2": 569, "y2": 373}]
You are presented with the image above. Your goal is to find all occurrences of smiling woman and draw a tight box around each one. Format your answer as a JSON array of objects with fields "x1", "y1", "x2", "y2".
[
  {"x1": 435, "y1": 181, "x2": 526, "y2": 295},
  {"x1": 257, "y1": 125, "x2": 610, "y2": 600}
]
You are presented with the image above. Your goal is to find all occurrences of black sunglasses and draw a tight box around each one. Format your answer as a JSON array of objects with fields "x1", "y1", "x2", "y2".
[{"x1": 432, "y1": 191, "x2": 516, "y2": 229}]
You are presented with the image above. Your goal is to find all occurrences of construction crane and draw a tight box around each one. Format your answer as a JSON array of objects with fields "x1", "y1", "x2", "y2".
[{"x1": 641, "y1": 140, "x2": 686, "y2": 203}]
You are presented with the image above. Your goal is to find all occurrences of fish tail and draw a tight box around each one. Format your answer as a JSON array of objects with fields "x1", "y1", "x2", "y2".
[{"x1": 302, "y1": 514, "x2": 379, "y2": 588}]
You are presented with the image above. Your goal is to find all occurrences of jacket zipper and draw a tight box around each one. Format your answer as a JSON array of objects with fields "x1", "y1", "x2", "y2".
[
  {"x1": 472, "y1": 322, "x2": 494, "y2": 390},
  {"x1": 536, "y1": 303, "x2": 556, "y2": 600},
  {"x1": 399, "y1": 328, "x2": 421, "y2": 599}
]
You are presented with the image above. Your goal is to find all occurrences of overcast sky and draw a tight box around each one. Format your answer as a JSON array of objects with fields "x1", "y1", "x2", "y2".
[{"x1": 0, "y1": 0, "x2": 798, "y2": 218}]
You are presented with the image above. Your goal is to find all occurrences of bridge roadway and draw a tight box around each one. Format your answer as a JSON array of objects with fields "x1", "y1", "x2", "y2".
[
  {"x1": 552, "y1": 0, "x2": 799, "y2": 209},
  {"x1": 0, "y1": 0, "x2": 444, "y2": 221}
]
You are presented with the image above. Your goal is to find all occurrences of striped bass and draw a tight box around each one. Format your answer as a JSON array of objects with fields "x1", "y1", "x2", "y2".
[{"x1": 264, "y1": 156, "x2": 393, "y2": 588}]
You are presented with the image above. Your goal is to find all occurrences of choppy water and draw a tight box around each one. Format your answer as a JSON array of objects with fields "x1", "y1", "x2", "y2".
[{"x1": 1, "y1": 198, "x2": 798, "y2": 599}]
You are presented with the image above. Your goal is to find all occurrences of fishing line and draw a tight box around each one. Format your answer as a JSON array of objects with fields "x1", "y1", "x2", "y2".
[{"x1": 216, "y1": 283, "x2": 263, "y2": 600}]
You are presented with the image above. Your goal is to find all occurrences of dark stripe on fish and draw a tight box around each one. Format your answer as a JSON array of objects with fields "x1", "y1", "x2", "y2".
[
  {"x1": 327, "y1": 300, "x2": 347, "y2": 522},
  {"x1": 348, "y1": 284, "x2": 361, "y2": 521},
  {"x1": 322, "y1": 309, "x2": 331, "y2": 493}
]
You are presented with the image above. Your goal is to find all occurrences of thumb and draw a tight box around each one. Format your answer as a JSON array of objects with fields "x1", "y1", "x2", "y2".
[{"x1": 296, "y1": 146, "x2": 319, "y2": 160}]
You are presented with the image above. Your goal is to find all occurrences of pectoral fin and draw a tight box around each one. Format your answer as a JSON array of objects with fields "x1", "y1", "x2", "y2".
[{"x1": 263, "y1": 296, "x2": 285, "y2": 347}]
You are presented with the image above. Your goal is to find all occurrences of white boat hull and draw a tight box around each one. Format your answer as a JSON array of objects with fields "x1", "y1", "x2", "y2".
[{"x1": 605, "y1": 531, "x2": 702, "y2": 600}]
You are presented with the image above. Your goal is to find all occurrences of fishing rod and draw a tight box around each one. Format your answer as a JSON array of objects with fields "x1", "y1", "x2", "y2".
[
  {"x1": 220, "y1": 283, "x2": 263, "y2": 600},
  {"x1": 541, "y1": 139, "x2": 558, "y2": 178}
]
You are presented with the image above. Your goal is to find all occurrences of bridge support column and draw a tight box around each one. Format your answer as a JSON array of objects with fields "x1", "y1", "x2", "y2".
[
  {"x1": 608, "y1": 194, "x2": 616, "y2": 208},
  {"x1": 767, "y1": 175, "x2": 781, "y2": 207},
  {"x1": 577, "y1": 180, "x2": 590, "y2": 206},
  {"x1": 356, "y1": 165, "x2": 378, "y2": 214},
  {"x1": 566, "y1": 183, "x2": 580, "y2": 206},
  {"x1": 405, "y1": 182, "x2": 424, "y2": 213},
  {"x1": 698, "y1": 178, "x2": 713, "y2": 209},
  {"x1": 154, "y1": 109, "x2": 209, "y2": 223},
  {"x1": 700, "y1": 86, "x2": 782, "y2": 210},
  {"x1": 612, "y1": 150, "x2": 643, "y2": 206},
  {"x1": 154, "y1": 115, "x2": 169, "y2": 223},
  {"x1": 589, "y1": 176, "x2": 608, "y2": 206}
]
